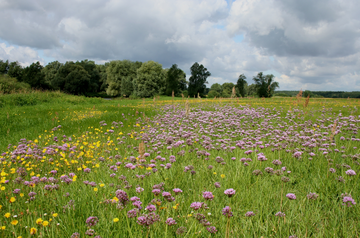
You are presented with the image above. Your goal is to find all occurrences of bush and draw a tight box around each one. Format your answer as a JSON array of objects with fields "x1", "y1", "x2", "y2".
[
  {"x1": 274, "y1": 93, "x2": 291, "y2": 97},
  {"x1": 0, "y1": 74, "x2": 30, "y2": 94},
  {"x1": 207, "y1": 90, "x2": 219, "y2": 98}
]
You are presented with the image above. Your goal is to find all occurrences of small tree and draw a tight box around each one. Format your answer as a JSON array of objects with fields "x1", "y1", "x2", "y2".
[
  {"x1": 252, "y1": 72, "x2": 279, "y2": 98},
  {"x1": 188, "y1": 62, "x2": 211, "y2": 97},
  {"x1": 236, "y1": 74, "x2": 247, "y2": 97},
  {"x1": 22, "y1": 61, "x2": 50, "y2": 89},
  {"x1": 135, "y1": 61, "x2": 165, "y2": 98},
  {"x1": 165, "y1": 64, "x2": 186, "y2": 96}
]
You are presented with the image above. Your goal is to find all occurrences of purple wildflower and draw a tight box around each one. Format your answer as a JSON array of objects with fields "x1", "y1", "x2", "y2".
[
  {"x1": 245, "y1": 211, "x2": 256, "y2": 217},
  {"x1": 86, "y1": 216, "x2": 99, "y2": 227},
  {"x1": 222, "y1": 206, "x2": 233, "y2": 217},
  {"x1": 346, "y1": 169, "x2": 356, "y2": 176},
  {"x1": 286, "y1": 193, "x2": 296, "y2": 200},
  {"x1": 166, "y1": 217, "x2": 177, "y2": 226},
  {"x1": 172, "y1": 188, "x2": 183, "y2": 195},
  {"x1": 203, "y1": 191, "x2": 214, "y2": 201},
  {"x1": 224, "y1": 188, "x2": 236, "y2": 197},
  {"x1": 206, "y1": 226, "x2": 218, "y2": 233}
]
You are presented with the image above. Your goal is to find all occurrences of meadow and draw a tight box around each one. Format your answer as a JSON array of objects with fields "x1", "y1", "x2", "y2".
[{"x1": 0, "y1": 92, "x2": 359, "y2": 237}]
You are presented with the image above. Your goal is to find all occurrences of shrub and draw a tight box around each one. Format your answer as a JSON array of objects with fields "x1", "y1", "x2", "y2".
[{"x1": 0, "y1": 75, "x2": 31, "y2": 94}]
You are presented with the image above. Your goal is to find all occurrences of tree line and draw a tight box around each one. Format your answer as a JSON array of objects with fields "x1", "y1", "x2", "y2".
[{"x1": 0, "y1": 59, "x2": 281, "y2": 98}]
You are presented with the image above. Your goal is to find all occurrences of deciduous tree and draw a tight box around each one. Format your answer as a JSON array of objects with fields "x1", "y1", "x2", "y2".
[{"x1": 188, "y1": 62, "x2": 211, "y2": 97}]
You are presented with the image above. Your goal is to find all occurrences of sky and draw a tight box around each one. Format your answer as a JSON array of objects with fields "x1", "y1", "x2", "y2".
[{"x1": 0, "y1": 0, "x2": 359, "y2": 91}]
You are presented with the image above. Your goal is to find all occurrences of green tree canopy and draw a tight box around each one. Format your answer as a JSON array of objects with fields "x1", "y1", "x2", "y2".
[
  {"x1": 106, "y1": 60, "x2": 142, "y2": 97},
  {"x1": 7, "y1": 61, "x2": 23, "y2": 81},
  {"x1": 236, "y1": 74, "x2": 247, "y2": 97},
  {"x1": 43, "y1": 61, "x2": 63, "y2": 88},
  {"x1": 188, "y1": 62, "x2": 211, "y2": 97},
  {"x1": 76, "y1": 60, "x2": 101, "y2": 93},
  {"x1": 221, "y1": 82, "x2": 235, "y2": 97},
  {"x1": 135, "y1": 61, "x2": 165, "y2": 98},
  {"x1": 165, "y1": 64, "x2": 186, "y2": 96},
  {"x1": 52, "y1": 61, "x2": 91, "y2": 95},
  {"x1": 252, "y1": 72, "x2": 279, "y2": 97},
  {"x1": 210, "y1": 83, "x2": 222, "y2": 94},
  {"x1": 22, "y1": 61, "x2": 50, "y2": 89}
]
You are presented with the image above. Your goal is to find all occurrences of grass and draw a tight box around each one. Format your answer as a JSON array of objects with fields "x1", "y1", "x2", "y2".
[{"x1": 0, "y1": 92, "x2": 359, "y2": 237}]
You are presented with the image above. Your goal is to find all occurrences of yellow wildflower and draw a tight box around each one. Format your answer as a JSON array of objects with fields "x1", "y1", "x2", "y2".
[
  {"x1": 42, "y1": 221, "x2": 49, "y2": 227},
  {"x1": 5, "y1": 213, "x2": 11, "y2": 218},
  {"x1": 53, "y1": 213, "x2": 58, "y2": 217},
  {"x1": 113, "y1": 218, "x2": 119, "y2": 222},
  {"x1": 11, "y1": 220, "x2": 18, "y2": 225},
  {"x1": 94, "y1": 188, "x2": 98, "y2": 192},
  {"x1": 36, "y1": 218, "x2": 43, "y2": 225},
  {"x1": 221, "y1": 174, "x2": 225, "y2": 178},
  {"x1": 10, "y1": 197, "x2": 16, "y2": 203},
  {"x1": 30, "y1": 227, "x2": 37, "y2": 235}
]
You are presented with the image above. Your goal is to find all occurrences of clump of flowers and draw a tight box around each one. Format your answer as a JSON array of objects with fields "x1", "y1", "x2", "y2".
[
  {"x1": 286, "y1": 193, "x2": 296, "y2": 200},
  {"x1": 307, "y1": 192, "x2": 319, "y2": 200},
  {"x1": 275, "y1": 212, "x2": 286, "y2": 217},
  {"x1": 206, "y1": 226, "x2": 217, "y2": 233},
  {"x1": 203, "y1": 191, "x2": 214, "y2": 201},
  {"x1": 190, "y1": 202, "x2": 208, "y2": 210},
  {"x1": 86, "y1": 216, "x2": 99, "y2": 227},
  {"x1": 222, "y1": 206, "x2": 233, "y2": 217},
  {"x1": 342, "y1": 194, "x2": 356, "y2": 207},
  {"x1": 176, "y1": 226, "x2": 187, "y2": 235},
  {"x1": 166, "y1": 217, "x2": 177, "y2": 226},
  {"x1": 224, "y1": 188, "x2": 236, "y2": 197},
  {"x1": 137, "y1": 213, "x2": 160, "y2": 226},
  {"x1": 345, "y1": 169, "x2": 356, "y2": 176},
  {"x1": 245, "y1": 211, "x2": 256, "y2": 217}
]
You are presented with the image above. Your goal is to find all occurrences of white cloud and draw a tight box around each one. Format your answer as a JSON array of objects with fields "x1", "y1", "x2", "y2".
[{"x1": 0, "y1": 0, "x2": 359, "y2": 91}]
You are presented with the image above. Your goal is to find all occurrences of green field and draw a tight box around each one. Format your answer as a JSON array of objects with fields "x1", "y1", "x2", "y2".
[{"x1": 0, "y1": 92, "x2": 359, "y2": 237}]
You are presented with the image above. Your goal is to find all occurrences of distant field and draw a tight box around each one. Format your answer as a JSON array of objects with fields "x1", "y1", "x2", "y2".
[{"x1": 0, "y1": 92, "x2": 359, "y2": 237}]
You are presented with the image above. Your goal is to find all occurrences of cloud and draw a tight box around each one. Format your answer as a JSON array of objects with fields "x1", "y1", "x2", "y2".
[
  {"x1": 0, "y1": 43, "x2": 44, "y2": 66},
  {"x1": 0, "y1": 0, "x2": 359, "y2": 91}
]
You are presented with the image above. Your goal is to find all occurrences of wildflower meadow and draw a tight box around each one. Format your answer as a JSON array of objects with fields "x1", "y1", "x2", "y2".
[{"x1": 0, "y1": 92, "x2": 359, "y2": 237}]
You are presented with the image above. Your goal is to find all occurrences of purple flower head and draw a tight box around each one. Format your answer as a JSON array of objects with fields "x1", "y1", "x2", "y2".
[
  {"x1": 203, "y1": 191, "x2": 214, "y2": 201},
  {"x1": 222, "y1": 206, "x2": 233, "y2": 217},
  {"x1": 13, "y1": 189, "x2": 21, "y2": 194},
  {"x1": 286, "y1": 193, "x2": 296, "y2": 200},
  {"x1": 214, "y1": 182, "x2": 221, "y2": 188},
  {"x1": 152, "y1": 189, "x2": 161, "y2": 196},
  {"x1": 86, "y1": 216, "x2": 99, "y2": 227},
  {"x1": 162, "y1": 192, "x2": 171, "y2": 198},
  {"x1": 224, "y1": 188, "x2": 236, "y2": 197},
  {"x1": 137, "y1": 213, "x2": 160, "y2": 226},
  {"x1": 245, "y1": 211, "x2": 256, "y2": 217},
  {"x1": 329, "y1": 168, "x2": 336, "y2": 173},
  {"x1": 136, "y1": 187, "x2": 144, "y2": 193},
  {"x1": 307, "y1": 192, "x2": 319, "y2": 200},
  {"x1": 115, "y1": 189, "x2": 129, "y2": 203},
  {"x1": 127, "y1": 209, "x2": 139, "y2": 218},
  {"x1": 50, "y1": 170, "x2": 57, "y2": 175},
  {"x1": 144, "y1": 153, "x2": 150, "y2": 157},
  {"x1": 84, "y1": 168, "x2": 91, "y2": 173},
  {"x1": 173, "y1": 188, "x2": 183, "y2": 195},
  {"x1": 346, "y1": 169, "x2": 356, "y2": 176},
  {"x1": 166, "y1": 217, "x2": 177, "y2": 226},
  {"x1": 272, "y1": 160, "x2": 282, "y2": 165},
  {"x1": 190, "y1": 202, "x2": 204, "y2": 210},
  {"x1": 132, "y1": 201, "x2": 143, "y2": 209},
  {"x1": 275, "y1": 212, "x2": 286, "y2": 217},
  {"x1": 130, "y1": 196, "x2": 140, "y2": 202},
  {"x1": 343, "y1": 196, "x2": 356, "y2": 207},
  {"x1": 71, "y1": 232, "x2": 80, "y2": 238},
  {"x1": 146, "y1": 204, "x2": 156, "y2": 212},
  {"x1": 206, "y1": 226, "x2": 218, "y2": 233}
]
